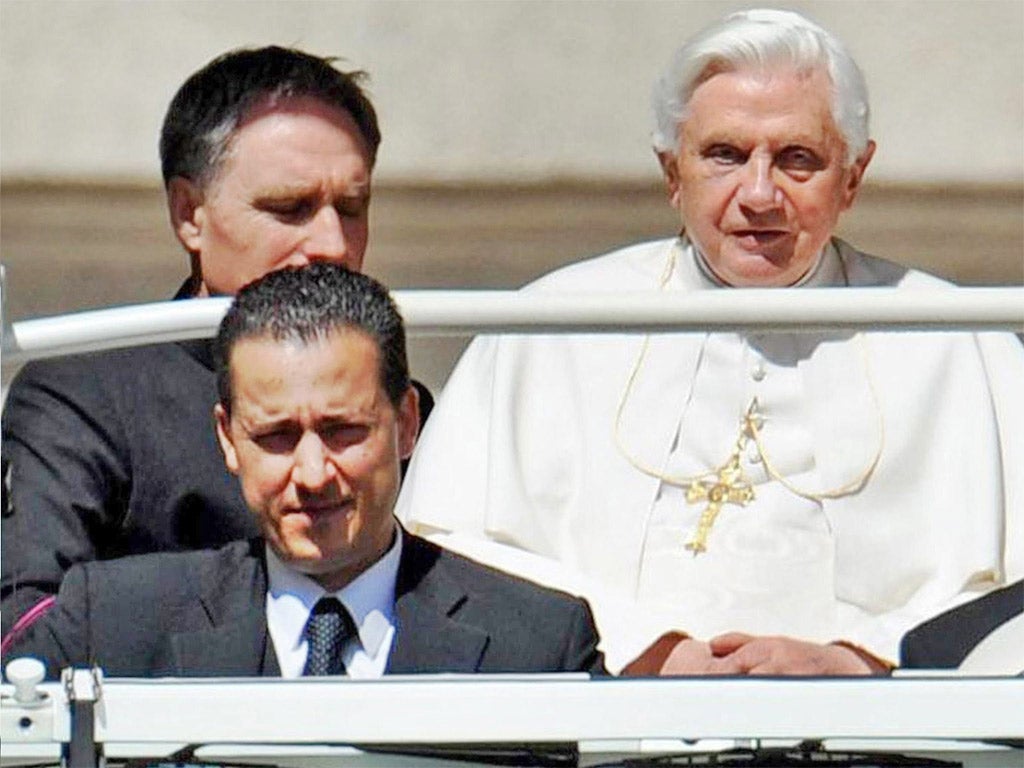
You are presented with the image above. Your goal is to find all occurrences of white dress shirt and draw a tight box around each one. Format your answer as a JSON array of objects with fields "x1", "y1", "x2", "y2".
[{"x1": 266, "y1": 530, "x2": 401, "y2": 678}]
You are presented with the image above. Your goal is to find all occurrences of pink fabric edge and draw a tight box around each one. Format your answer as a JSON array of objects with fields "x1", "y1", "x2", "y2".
[{"x1": 1, "y1": 596, "x2": 56, "y2": 657}]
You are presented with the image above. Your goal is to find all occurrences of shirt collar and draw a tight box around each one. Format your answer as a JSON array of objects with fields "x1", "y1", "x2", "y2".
[
  {"x1": 265, "y1": 528, "x2": 402, "y2": 661},
  {"x1": 681, "y1": 234, "x2": 844, "y2": 289}
]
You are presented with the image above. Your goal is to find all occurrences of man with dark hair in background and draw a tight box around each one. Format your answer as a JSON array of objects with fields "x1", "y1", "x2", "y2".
[{"x1": 1, "y1": 46, "x2": 432, "y2": 641}]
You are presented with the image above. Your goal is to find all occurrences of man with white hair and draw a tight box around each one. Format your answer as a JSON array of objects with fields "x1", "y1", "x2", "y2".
[{"x1": 397, "y1": 9, "x2": 1024, "y2": 675}]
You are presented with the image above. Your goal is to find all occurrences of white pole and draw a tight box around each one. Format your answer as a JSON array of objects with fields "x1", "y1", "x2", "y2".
[{"x1": 3, "y1": 288, "x2": 1022, "y2": 365}]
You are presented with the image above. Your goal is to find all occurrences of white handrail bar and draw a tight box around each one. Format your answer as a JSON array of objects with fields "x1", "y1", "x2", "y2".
[
  {"x1": 2, "y1": 675, "x2": 1022, "y2": 745},
  {"x1": 88, "y1": 676, "x2": 1024, "y2": 743},
  {"x1": 2, "y1": 287, "x2": 1022, "y2": 365}
]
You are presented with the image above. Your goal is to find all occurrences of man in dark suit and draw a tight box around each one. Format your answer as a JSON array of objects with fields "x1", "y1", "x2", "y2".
[
  {"x1": 6, "y1": 264, "x2": 605, "y2": 679},
  {"x1": 1, "y1": 46, "x2": 432, "y2": 640}
]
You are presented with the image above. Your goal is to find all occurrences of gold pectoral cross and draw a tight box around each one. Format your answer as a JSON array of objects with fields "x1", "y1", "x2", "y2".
[{"x1": 684, "y1": 402, "x2": 759, "y2": 554}]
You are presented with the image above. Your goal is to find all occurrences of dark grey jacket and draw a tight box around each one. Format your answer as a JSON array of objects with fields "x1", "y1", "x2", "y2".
[
  {"x1": 2, "y1": 339, "x2": 248, "y2": 636},
  {"x1": 900, "y1": 580, "x2": 1023, "y2": 670},
  {"x1": 8, "y1": 532, "x2": 605, "y2": 679}
]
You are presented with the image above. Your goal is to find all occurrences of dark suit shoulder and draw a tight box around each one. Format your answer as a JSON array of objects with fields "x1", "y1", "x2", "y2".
[
  {"x1": 9, "y1": 341, "x2": 208, "y2": 391},
  {"x1": 76, "y1": 539, "x2": 260, "y2": 600},
  {"x1": 5, "y1": 540, "x2": 264, "y2": 678},
  {"x1": 402, "y1": 533, "x2": 587, "y2": 610},
  {"x1": 2, "y1": 338, "x2": 250, "y2": 637},
  {"x1": 398, "y1": 533, "x2": 606, "y2": 674},
  {"x1": 3, "y1": 340, "x2": 215, "y2": 455}
]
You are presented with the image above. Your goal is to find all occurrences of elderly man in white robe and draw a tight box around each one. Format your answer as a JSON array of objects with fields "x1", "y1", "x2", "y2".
[{"x1": 396, "y1": 9, "x2": 1024, "y2": 675}]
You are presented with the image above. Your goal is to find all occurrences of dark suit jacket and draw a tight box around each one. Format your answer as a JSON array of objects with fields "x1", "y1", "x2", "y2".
[
  {"x1": 8, "y1": 532, "x2": 606, "y2": 678},
  {"x1": 900, "y1": 580, "x2": 1023, "y2": 669},
  {"x1": 1, "y1": 280, "x2": 433, "y2": 636}
]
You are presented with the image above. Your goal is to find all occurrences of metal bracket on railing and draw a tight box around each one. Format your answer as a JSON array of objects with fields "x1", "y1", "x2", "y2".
[
  {"x1": 61, "y1": 667, "x2": 104, "y2": 768},
  {"x1": 1, "y1": 657, "x2": 54, "y2": 745}
]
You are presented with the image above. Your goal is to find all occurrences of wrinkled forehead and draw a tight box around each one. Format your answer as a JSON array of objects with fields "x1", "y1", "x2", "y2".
[
  {"x1": 205, "y1": 92, "x2": 370, "y2": 188},
  {"x1": 680, "y1": 61, "x2": 841, "y2": 141},
  {"x1": 233, "y1": 92, "x2": 358, "y2": 131},
  {"x1": 690, "y1": 56, "x2": 833, "y2": 108},
  {"x1": 228, "y1": 327, "x2": 379, "y2": 371},
  {"x1": 226, "y1": 329, "x2": 385, "y2": 405}
]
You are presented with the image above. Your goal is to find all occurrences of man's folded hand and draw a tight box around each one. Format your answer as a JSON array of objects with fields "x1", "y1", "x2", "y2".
[{"x1": 622, "y1": 631, "x2": 890, "y2": 676}]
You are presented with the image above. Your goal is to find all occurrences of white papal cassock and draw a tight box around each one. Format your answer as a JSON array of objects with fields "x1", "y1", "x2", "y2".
[{"x1": 397, "y1": 237, "x2": 1023, "y2": 671}]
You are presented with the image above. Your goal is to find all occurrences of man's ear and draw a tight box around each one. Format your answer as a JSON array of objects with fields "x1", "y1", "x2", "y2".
[
  {"x1": 214, "y1": 402, "x2": 240, "y2": 475},
  {"x1": 168, "y1": 177, "x2": 207, "y2": 254},
  {"x1": 842, "y1": 140, "x2": 876, "y2": 210},
  {"x1": 396, "y1": 386, "x2": 420, "y2": 460},
  {"x1": 656, "y1": 150, "x2": 682, "y2": 209}
]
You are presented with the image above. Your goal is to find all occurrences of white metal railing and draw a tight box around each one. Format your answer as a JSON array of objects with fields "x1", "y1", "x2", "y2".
[
  {"x1": 56, "y1": 675, "x2": 1024, "y2": 743},
  {"x1": 3, "y1": 287, "x2": 1023, "y2": 365},
  {"x1": 2, "y1": 672, "x2": 1022, "y2": 765}
]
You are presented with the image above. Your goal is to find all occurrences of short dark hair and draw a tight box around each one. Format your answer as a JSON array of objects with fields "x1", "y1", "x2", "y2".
[
  {"x1": 160, "y1": 46, "x2": 381, "y2": 188},
  {"x1": 214, "y1": 263, "x2": 409, "y2": 413}
]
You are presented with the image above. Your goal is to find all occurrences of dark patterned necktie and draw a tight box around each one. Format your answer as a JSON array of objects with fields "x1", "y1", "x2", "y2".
[{"x1": 302, "y1": 597, "x2": 355, "y2": 676}]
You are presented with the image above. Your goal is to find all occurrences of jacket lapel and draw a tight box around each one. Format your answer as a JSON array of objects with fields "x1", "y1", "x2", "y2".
[
  {"x1": 162, "y1": 535, "x2": 489, "y2": 676},
  {"x1": 168, "y1": 540, "x2": 281, "y2": 677},
  {"x1": 386, "y1": 533, "x2": 489, "y2": 674}
]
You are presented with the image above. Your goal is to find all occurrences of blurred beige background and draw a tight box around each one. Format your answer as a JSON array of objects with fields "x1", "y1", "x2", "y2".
[
  {"x1": 3, "y1": 0, "x2": 1023, "y2": 183},
  {"x1": 2, "y1": 0, "x2": 1022, "y2": 390}
]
